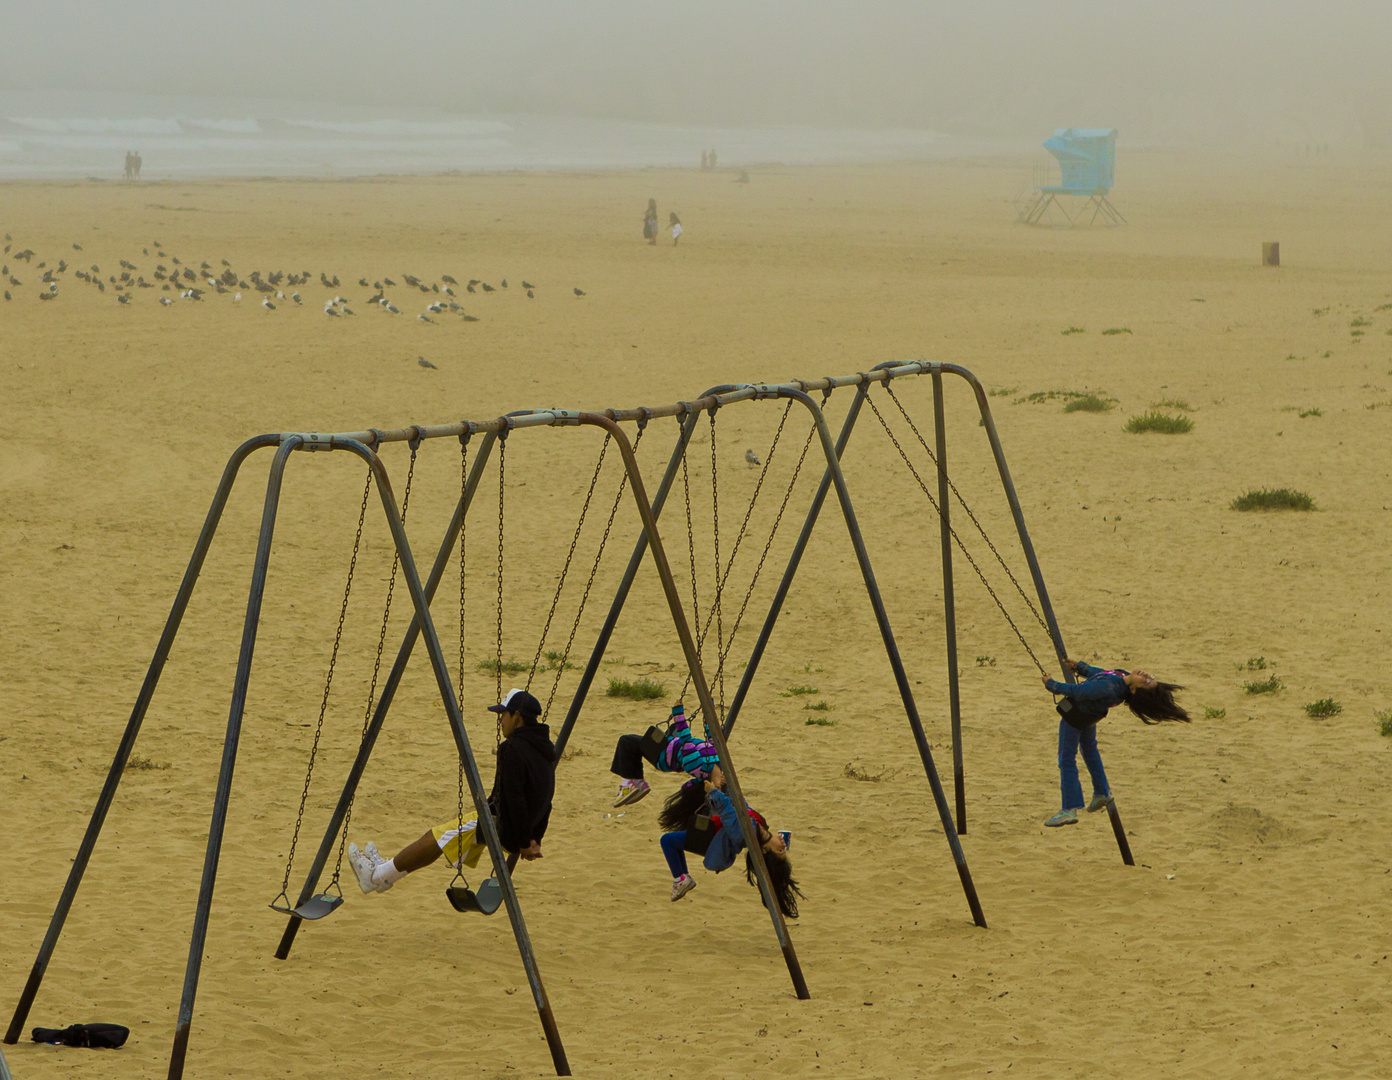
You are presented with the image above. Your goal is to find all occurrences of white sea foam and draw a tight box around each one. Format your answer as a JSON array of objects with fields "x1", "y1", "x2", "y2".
[{"x1": 0, "y1": 91, "x2": 1019, "y2": 180}]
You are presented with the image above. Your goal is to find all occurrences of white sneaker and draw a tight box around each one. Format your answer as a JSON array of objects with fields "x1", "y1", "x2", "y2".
[
  {"x1": 363, "y1": 841, "x2": 395, "y2": 893},
  {"x1": 670, "y1": 874, "x2": 697, "y2": 902},
  {"x1": 347, "y1": 843, "x2": 378, "y2": 895},
  {"x1": 613, "y1": 778, "x2": 651, "y2": 808}
]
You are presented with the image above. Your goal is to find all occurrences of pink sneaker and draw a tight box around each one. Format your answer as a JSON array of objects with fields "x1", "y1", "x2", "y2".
[
  {"x1": 613, "y1": 778, "x2": 651, "y2": 807},
  {"x1": 670, "y1": 874, "x2": 697, "y2": 902}
]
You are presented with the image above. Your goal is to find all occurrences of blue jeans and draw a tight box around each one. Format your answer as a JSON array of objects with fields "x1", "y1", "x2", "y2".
[
  {"x1": 1058, "y1": 719, "x2": 1109, "y2": 811},
  {"x1": 660, "y1": 831, "x2": 689, "y2": 878}
]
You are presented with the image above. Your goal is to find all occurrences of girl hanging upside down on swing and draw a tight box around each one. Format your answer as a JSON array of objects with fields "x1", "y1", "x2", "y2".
[
  {"x1": 609, "y1": 700, "x2": 720, "y2": 806},
  {"x1": 657, "y1": 766, "x2": 802, "y2": 915},
  {"x1": 1041, "y1": 657, "x2": 1190, "y2": 827}
]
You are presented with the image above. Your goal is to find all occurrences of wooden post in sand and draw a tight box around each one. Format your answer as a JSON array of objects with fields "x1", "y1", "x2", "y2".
[{"x1": 1262, "y1": 242, "x2": 1280, "y2": 267}]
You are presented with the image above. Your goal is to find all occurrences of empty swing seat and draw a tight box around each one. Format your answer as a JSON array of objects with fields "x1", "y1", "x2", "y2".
[
  {"x1": 269, "y1": 888, "x2": 343, "y2": 921},
  {"x1": 447, "y1": 876, "x2": 503, "y2": 915}
]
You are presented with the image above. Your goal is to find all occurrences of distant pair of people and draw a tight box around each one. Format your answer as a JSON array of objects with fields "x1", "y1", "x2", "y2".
[
  {"x1": 700, "y1": 149, "x2": 718, "y2": 169},
  {"x1": 123, "y1": 151, "x2": 142, "y2": 180},
  {"x1": 642, "y1": 198, "x2": 682, "y2": 246}
]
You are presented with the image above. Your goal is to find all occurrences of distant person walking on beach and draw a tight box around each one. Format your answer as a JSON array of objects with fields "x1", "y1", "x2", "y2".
[
  {"x1": 123, "y1": 151, "x2": 134, "y2": 180},
  {"x1": 709, "y1": 149, "x2": 717, "y2": 168},
  {"x1": 1040, "y1": 657, "x2": 1189, "y2": 827},
  {"x1": 669, "y1": 212, "x2": 682, "y2": 245},
  {"x1": 643, "y1": 198, "x2": 658, "y2": 245},
  {"x1": 133, "y1": 151, "x2": 142, "y2": 179}
]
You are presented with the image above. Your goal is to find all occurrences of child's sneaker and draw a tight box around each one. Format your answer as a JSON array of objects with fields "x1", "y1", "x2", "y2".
[
  {"x1": 670, "y1": 874, "x2": 697, "y2": 901},
  {"x1": 1087, "y1": 792, "x2": 1114, "y2": 813},
  {"x1": 1044, "y1": 809, "x2": 1078, "y2": 827},
  {"x1": 347, "y1": 843, "x2": 378, "y2": 895},
  {"x1": 613, "y1": 778, "x2": 651, "y2": 807}
]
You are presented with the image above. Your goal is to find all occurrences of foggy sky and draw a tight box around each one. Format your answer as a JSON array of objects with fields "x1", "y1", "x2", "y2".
[{"x1": 3, "y1": 1, "x2": 1389, "y2": 144}]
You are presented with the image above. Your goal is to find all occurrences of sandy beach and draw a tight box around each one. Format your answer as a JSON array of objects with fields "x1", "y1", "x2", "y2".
[{"x1": 3, "y1": 153, "x2": 1391, "y2": 1079}]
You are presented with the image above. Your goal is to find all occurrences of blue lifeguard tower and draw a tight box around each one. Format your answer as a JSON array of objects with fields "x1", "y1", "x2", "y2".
[{"x1": 1017, "y1": 128, "x2": 1125, "y2": 227}]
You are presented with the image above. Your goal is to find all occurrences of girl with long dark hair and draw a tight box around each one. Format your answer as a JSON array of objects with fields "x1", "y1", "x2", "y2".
[
  {"x1": 1042, "y1": 658, "x2": 1189, "y2": 827},
  {"x1": 656, "y1": 767, "x2": 802, "y2": 916}
]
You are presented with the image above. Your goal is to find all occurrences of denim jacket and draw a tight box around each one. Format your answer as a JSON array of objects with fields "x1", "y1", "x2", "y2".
[
  {"x1": 702, "y1": 790, "x2": 763, "y2": 873},
  {"x1": 1045, "y1": 661, "x2": 1129, "y2": 729}
]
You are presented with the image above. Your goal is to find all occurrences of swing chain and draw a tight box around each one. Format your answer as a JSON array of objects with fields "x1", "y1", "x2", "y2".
[
  {"x1": 682, "y1": 401, "x2": 795, "y2": 712},
  {"x1": 279, "y1": 466, "x2": 373, "y2": 895},
  {"x1": 539, "y1": 425, "x2": 645, "y2": 722},
  {"x1": 881, "y1": 382, "x2": 1052, "y2": 639},
  {"x1": 330, "y1": 445, "x2": 419, "y2": 882},
  {"x1": 496, "y1": 433, "x2": 506, "y2": 748},
  {"x1": 458, "y1": 433, "x2": 469, "y2": 837},
  {"x1": 679, "y1": 420, "x2": 703, "y2": 679},
  {"x1": 865, "y1": 392, "x2": 1050, "y2": 677},
  {"x1": 526, "y1": 436, "x2": 612, "y2": 690},
  {"x1": 708, "y1": 411, "x2": 724, "y2": 716},
  {"x1": 705, "y1": 414, "x2": 816, "y2": 691}
]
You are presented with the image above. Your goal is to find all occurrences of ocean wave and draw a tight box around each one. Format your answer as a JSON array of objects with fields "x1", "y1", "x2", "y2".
[
  {"x1": 181, "y1": 118, "x2": 261, "y2": 135},
  {"x1": 282, "y1": 118, "x2": 511, "y2": 137},
  {"x1": 8, "y1": 116, "x2": 183, "y2": 136}
]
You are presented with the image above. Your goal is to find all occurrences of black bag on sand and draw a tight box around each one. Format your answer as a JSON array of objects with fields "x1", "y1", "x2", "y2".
[{"x1": 32, "y1": 1023, "x2": 130, "y2": 1048}]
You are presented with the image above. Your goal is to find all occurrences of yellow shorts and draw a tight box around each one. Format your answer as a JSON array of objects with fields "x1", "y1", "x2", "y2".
[{"x1": 431, "y1": 818, "x2": 497, "y2": 869}]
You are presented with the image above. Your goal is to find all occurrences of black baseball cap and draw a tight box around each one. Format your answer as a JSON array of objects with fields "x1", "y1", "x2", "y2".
[{"x1": 488, "y1": 688, "x2": 542, "y2": 720}]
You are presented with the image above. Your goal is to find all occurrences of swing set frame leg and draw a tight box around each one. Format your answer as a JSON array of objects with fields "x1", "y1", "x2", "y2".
[
  {"x1": 272, "y1": 430, "x2": 501, "y2": 961},
  {"x1": 4, "y1": 434, "x2": 281, "y2": 1049}
]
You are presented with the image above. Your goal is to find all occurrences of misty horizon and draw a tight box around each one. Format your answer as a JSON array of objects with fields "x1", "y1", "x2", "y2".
[{"x1": 2, "y1": 2, "x2": 1390, "y2": 149}]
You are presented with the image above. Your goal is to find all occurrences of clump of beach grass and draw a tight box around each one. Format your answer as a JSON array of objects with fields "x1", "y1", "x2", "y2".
[
  {"x1": 1063, "y1": 394, "x2": 1114, "y2": 413},
  {"x1": 1061, "y1": 326, "x2": 1085, "y2": 335},
  {"x1": 805, "y1": 716, "x2": 837, "y2": 726},
  {"x1": 1124, "y1": 411, "x2": 1193, "y2": 434},
  {"x1": 607, "y1": 677, "x2": 665, "y2": 701},
  {"x1": 1376, "y1": 708, "x2": 1392, "y2": 736},
  {"x1": 1152, "y1": 398, "x2": 1193, "y2": 411},
  {"x1": 1298, "y1": 408, "x2": 1322, "y2": 418},
  {"x1": 478, "y1": 657, "x2": 529, "y2": 675},
  {"x1": 1244, "y1": 675, "x2": 1283, "y2": 695},
  {"x1": 1230, "y1": 488, "x2": 1315, "y2": 512},
  {"x1": 780, "y1": 684, "x2": 819, "y2": 697},
  {"x1": 1304, "y1": 698, "x2": 1342, "y2": 719},
  {"x1": 1101, "y1": 327, "x2": 1132, "y2": 336},
  {"x1": 803, "y1": 700, "x2": 832, "y2": 713},
  {"x1": 1204, "y1": 706, "x2": 1227, "y2": 720}
]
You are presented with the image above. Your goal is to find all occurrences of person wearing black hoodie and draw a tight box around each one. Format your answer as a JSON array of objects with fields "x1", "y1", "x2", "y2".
[{"x1": 346, "y1": 688, "x2": 557, "y2": 894}]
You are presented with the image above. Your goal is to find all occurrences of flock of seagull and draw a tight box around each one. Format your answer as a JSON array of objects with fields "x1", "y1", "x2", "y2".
[{"x1": 2, "y1": 233, "x2": 588, "y2": 323}]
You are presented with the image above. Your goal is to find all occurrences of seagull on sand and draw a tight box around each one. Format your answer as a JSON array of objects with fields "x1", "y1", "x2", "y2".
[
  {"x1": 573, "y1": 287, "x2": 586, "y2": 296},
  {"x1": 117, "y1": 294, "x2": 130, "y2": 305},
  {"x1": 160, "y1": 296, "x2": 172, "y2": 306},
  {"x1": 291, "y1": 292, "x2": 302, "y2": 305},
  {"x1": 73, "y1": 243, "x2": 82, "y2": 251},
  {"x1": 521, "y1": 280, "x2": 535, "y2": 289},
  {"x1": 263, "y1": 298, "x2": 276, "y2": 310},
  {"x1": 417, "y1": 356, "x2": 437, "y2": 369},
  {"x1": 324, "y1": 304, "x2": 340, "y2": 316},
  {"x1": 418, "y1": 313, "x2": 435, "y2": 323},
  {"x1": 441, "y1": 274, "x2": 457, "y2": 284},
  {"x1": 526, "y1": 289, "x2": 534, "y2": 298},
  {"x1": 745, "y1": 449, "x2": 761, "y2": 467},
  {"x1": 480, "y1": 282, "x2": 495, "y2": 292}
]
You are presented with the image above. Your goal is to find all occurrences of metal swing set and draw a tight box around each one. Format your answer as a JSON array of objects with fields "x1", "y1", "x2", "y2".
[{"x1": 7, "y1": 360, "x2": 1134, "y2": 1079}]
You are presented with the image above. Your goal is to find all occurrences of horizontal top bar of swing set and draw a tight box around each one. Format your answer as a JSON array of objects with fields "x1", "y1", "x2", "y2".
[{"x1": 273, "y1": 360, "x2": 986, "y2": 449}]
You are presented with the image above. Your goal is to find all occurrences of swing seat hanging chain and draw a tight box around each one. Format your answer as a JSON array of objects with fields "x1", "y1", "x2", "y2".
[{"x1": 275, "y1": 464, "x2": 375, "y2": 904}]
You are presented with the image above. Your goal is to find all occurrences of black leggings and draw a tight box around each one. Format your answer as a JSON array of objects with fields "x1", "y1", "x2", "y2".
[{"x1": 610, "y1": 733, "x2": 647, "y2": 780}]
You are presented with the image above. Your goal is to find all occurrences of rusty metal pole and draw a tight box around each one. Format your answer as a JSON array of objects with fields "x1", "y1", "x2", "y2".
[
  {"x1": 337, "y1": 437, "x2": 572, "y2": 1075},
  {"x1": 931, "y1": 374, "x2": 966, "y2": 835},
  {"x1": 580, "y1": 412, "x2": 811, "y2": 1000},
  {"x1": 943, "y1": 365, "x2": 1135, "y2": 867},
  {"x1": 274, "y1": 430, "x2": 499, "y2": 961},
  {"x1": 169, "y1": 436, "x2": 300, "y2": 1080},
  {"x1": 5, "y1": 434, "x2": 279, "y2": 1047}
]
